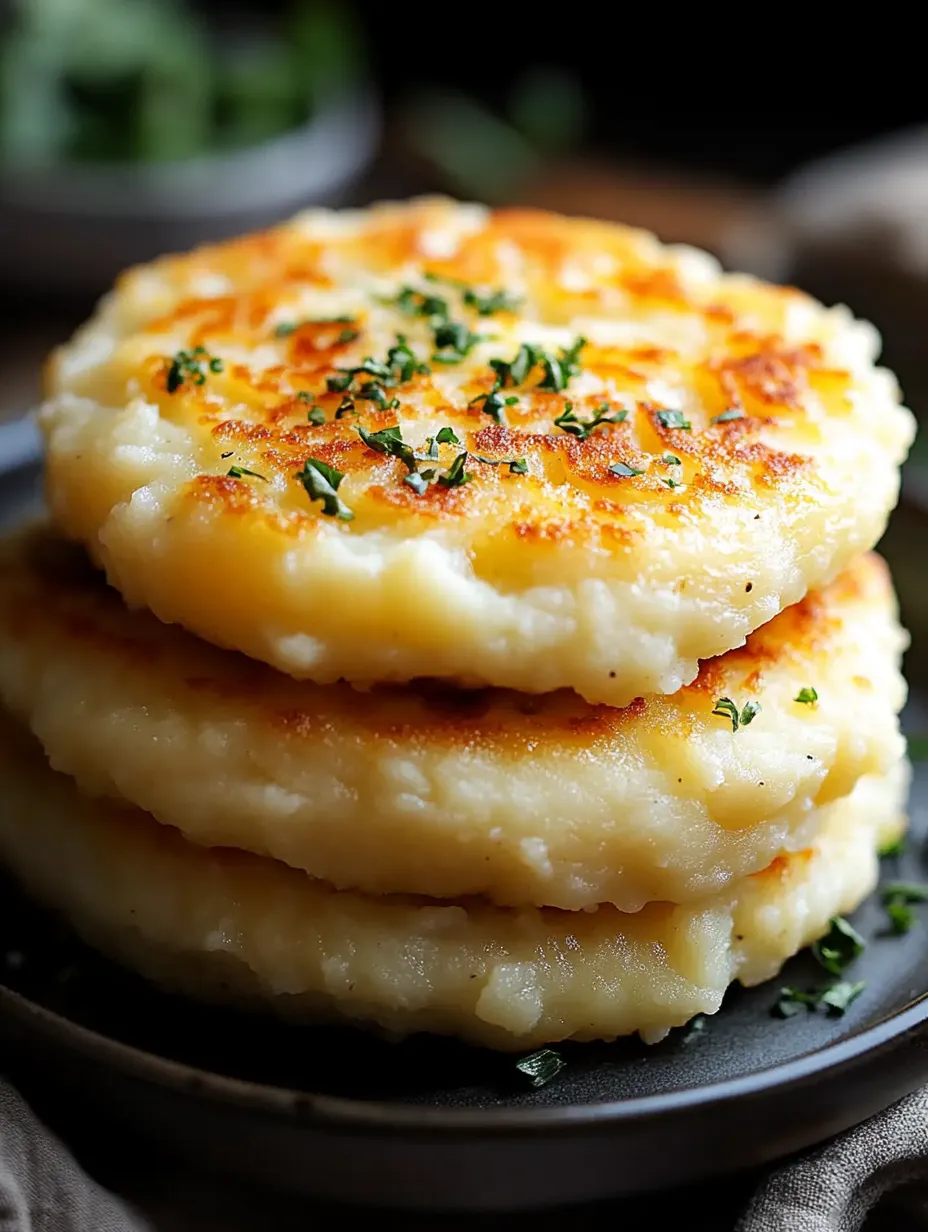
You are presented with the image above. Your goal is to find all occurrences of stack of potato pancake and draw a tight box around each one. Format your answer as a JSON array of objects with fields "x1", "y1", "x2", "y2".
[{"x1": 0, "y1": 198, "x2": 915, "y2": 1050}]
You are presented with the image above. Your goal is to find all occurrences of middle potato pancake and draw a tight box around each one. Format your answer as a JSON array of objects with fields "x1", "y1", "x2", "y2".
[{"x1": 0, "y1": 524, "x2": 907, "y2": 912}]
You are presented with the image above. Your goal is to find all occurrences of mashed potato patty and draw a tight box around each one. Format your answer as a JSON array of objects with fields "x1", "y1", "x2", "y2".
[
  {"x1": 39, "y1": 198, "x2": 914, "y2": 704},
  {"x1": 0, "y1": 710, "x2": 905, "y2": 1050},
  {"x1": 0, "y1": 525, "x2": 907, "y2": 911}
]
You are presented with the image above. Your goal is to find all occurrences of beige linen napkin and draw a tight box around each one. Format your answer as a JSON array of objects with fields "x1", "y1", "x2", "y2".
[{"x1": 4, "y1": 1071, "x2": 928, "y2": 1231}]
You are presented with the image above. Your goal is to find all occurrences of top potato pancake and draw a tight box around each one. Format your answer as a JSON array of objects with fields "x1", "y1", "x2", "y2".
[{"x1": 40, "y1": 197, "x2": 915, "y2": 702}]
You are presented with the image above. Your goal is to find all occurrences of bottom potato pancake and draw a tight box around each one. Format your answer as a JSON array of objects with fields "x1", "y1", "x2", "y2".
[
  {"x1": 0, "y1": 711, "x2": 906, "y2": 1050},
  {"x1": 0, "y1": 524, "x2": 908, "y2": 911}
]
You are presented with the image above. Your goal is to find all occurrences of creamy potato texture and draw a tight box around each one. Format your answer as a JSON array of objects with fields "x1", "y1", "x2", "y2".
[
  {"x1": 0, "y1": 711, "x2": 905, "y2": 1050},
  {"x1": 39, "y1": 198, "x2": 915, "y2": 703},
  {"x1": 0, "y1": 525, "x2": 907, "y2": 910}
]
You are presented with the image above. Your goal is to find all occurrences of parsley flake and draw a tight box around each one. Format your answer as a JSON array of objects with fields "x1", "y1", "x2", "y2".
[
  {"x1": 403, "y1": 472, "x2": 432, "y2": 495},
  {"x1": 474, "y1": 455, "x2": 528, "y2": 474},
  {"x1": 711, "y1": 408, "x2": 745, "y2": 424},
  {"x1": 295, "y1": 458, "x2": 353, "y2": 521},
  {"x1": 878, "y1": 835, "x2": 906, "y2": 858},
  {"x1": 882, "y1": 882, "x2": 928, "y2": 935},
  {"x1": 537, "y1": 336, "x2": 586, "y2": 392},
  {"x1": 554, "y1": 402, "x2": 628, "y2": 440},
  {"x1": 438, "y1": 452, "x2": 473, "y2": 488},
  {"x1": 435, "y1": 426, "x2": 461, "y2": 445},
  {"x1": 514, "y1": 1048, "x2": 565, "y2": 1089},
  {"x1": 395, "y1": 286, "x2": 450, "y2": 321},
  {"x1": 712, "y1": 697, "x2": 761, "y2": 733},
  {"x1": 820, "y1": 981, "x2": 866, "y2": 1013},
  {"x1": 463, "y1": 287, "x2": 521, "y2": 315},
  {"x1": 328, "y1": 336, "x2": 428, "y2": 398},
  {"x1": 227, "y1": 466, "x2": 267, "y2": 481},
  {"x1": 774, "y1": 987, "x2": 820, "y2": 1017},
  {"x1": 663, "y1": 453, "x2": 681, "y2": 465},
  {"x1": 655, "y1": 409, "x2": 691, "y2": 430},
  {"x1": 431, "y1": 320, "x2": 484, "y2": 364},
  {"x1": 775, "y1": 979, "x2": 865, "y2": 1018},
  {"x1": 609, "y1": 461, "x2": 644, "y2": 478},
  {"x1": 357, "y1": 425, "x2": 418, "y2": 472},
  {"x1": 812, "y1": 917, "x2": 865, "y2": 976},
  {"x1": 470, "y1": 390, "x2": 519, "y2": 424},
  {"x1": 422, "y1": 274, "x2": 521, "y2": 317},
  {"x1": 795, "y1": 687, "x2": 818, "y2": 705},
  {"x1": 487, "y1": 338, "x2": 586, "y2": 396},
  {"x1": 307, "y1": 408, "x2": 326, "y2": 425},
  {"x1": 165, "y1": 346, "x2": 223, "y2": 394}
]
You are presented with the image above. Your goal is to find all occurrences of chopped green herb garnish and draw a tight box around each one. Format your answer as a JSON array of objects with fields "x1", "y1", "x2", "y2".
[
  {"x1": 356, "y1": 382, "x2": 399, "y2": 411},
  {"x1": 357, "y1": 424, "x2": 417, "y2": 472},
  {"x1": 470, "y1": 390, "x2": 516, "y2": 424},
  {"x1": 774, "y1": 987, "x2": 820, "y2": 1017},
  {"x1": 422, "y1": 274, "x2": 521, "y2": 317},
  {"x1": 795, "y1": 687, "x2": 819, "y2": 705},
  {"x1": 609, "y1": 461, "x2": 644, "y2": 478},
  {"x1": 886, "y1": 900, "x2": 915, "y2": 935},
  {"x1": 165, "y1": 346, "x2": 223, "y2": 394},
  {"x1": 335, "y1": 398, "x2": 356, "y2": 419},
  {"x1": 537, "y1": 336, "x2": 586, "y2": 392},
  {"x1": 882, "y1": 882, "x2": 928, "y2": 902},
  {"x1": 774, "y1": 980, "x2": 865, "y2": 1018},
  {"x1": 663, "y1": 453, "x2": 681, "y2": 465},
  {"x1": 474, "y1": 455, "x2": 528, "y2": 474},
  {"x1": 386, "y1": 337, "x2": 428, "y2": 384},
  {"x1": 327, "y1": 337, "x2": 428, "y2": 398},
  {"x1": 711, "y1": 408, "x2": 745, "y2": 424},
  {"x1": 812, "y1": 917, "x2": 866, "y2": 976},
  {"x1": 307, "y1": 408, "x2": 326, "y2": 425},
  {"x1": 663, "y1": 477, "x2": 681, "y2": 489},
  {"x1": 878, "y1": 835, "x2": 906, "y2": 858},
  {"x1": 295, "y1": 458, "x2": 353, "y2": 521},
  {"x1": 514, "y1": 1048, "x2": 565, "y2": 1089},
  {"x1": 395, "y1": 286, "x2": 450, "y2": 321},
  {"x1": 554, "y1": 401, "x2": 628, "y2": 440},
  {"x1": 403, "y1": 472, "x2": 432, "y2": 495},
  {"x1": 819, "y1": 981, "x2": 866, "y2": 1013},
  {"x1": 437, "y1": 452, "x2": 473, "y2": 489},
  {"x1": 227, "y1": 466, "x2": 267, "y2": 481},
  {"x1": 463, "y1": 287, "x2": 521, "y2": 316},
  {"x1": 431, "y1": 320, "x2": 484, "y2": 363},
  {"x1": 712, "y1": 697, "x2": 761, "y2": 733},
  {"x1": 655, "y1": 409, "x2": 692, "y2": 430},
  {"x1": 882, "y1": 882, "x2": 928, "y2": 935},
  {"x1": 435, "y1": 426, "x2": 461, "y2": 445},
  {"x1": 491, "y1": 343, "x2": 538, "y2": 389},
  {"x1": 488, "y1": 337, "x2": 585, "y2": 395}
]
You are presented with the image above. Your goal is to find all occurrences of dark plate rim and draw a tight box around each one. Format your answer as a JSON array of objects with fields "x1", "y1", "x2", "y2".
[{"x1": 4, "y1": 979, "x2": 928, "y2": 1137}]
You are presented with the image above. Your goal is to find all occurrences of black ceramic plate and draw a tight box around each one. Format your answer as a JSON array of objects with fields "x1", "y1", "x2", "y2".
[{"x1": 2, "y1": 459, "x2": 928, "y2": 1212}]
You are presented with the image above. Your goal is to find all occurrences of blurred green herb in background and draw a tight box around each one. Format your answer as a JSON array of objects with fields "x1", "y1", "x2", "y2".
[
  {"x1": 404, "y1": 66, "x2": 588, "y2": 203},
  {"x1": 0, "y1": 0, "x2": 365, "y2": 165}
]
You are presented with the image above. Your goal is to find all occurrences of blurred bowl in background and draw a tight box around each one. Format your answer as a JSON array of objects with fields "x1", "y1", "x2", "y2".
[{"x1": 0, "y1": 86, "x2": 379, "y2": 296}]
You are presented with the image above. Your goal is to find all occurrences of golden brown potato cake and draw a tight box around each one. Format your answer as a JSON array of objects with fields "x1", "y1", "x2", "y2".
[
  {"x1": 0, "y1": 710, "x2": 905, "y2": 1050},
  {"x1": 39, "y1": 198, "x2": 914, "y2": 703},
  {"x1": 0, "y1": 524, "x2": 907, "y2": 911}
]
